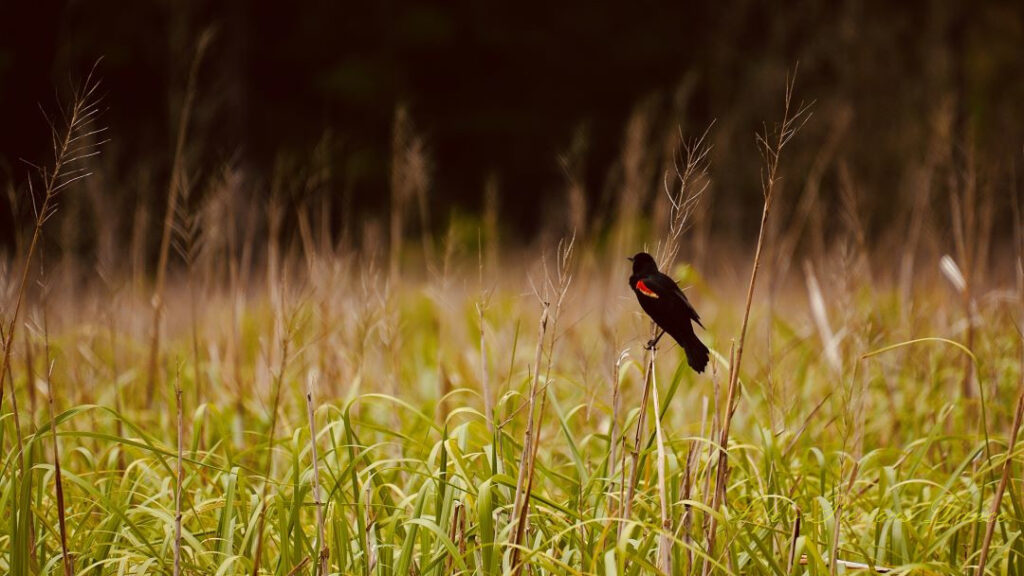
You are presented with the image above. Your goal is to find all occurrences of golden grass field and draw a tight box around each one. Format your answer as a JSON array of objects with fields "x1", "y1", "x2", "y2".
[{"x1": 1, "y1": 69, "x2": 1023, "y2": 576}]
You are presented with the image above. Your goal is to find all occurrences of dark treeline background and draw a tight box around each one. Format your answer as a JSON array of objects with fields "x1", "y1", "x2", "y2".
[{"x1": 1, "y1": 0, "x2": 1022, "y2": 263}]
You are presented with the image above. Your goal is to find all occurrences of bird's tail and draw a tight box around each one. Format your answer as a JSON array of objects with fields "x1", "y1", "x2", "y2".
[{"x1": 682, "y1": 332, "x2": 710, "y2": 373}]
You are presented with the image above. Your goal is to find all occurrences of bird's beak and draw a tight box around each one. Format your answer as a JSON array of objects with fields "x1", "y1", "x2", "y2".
[{"x1": 627, "y1": 257, "x2": 633, "y2": 262}]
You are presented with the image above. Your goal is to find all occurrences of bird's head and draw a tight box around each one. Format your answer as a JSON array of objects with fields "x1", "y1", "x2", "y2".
[{"x1": 628, "y1": 252, "x2": 658, "y2": 275}]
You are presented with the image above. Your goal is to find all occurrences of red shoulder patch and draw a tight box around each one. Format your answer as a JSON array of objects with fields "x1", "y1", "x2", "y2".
[{"x1": 636, "y1": 280, "x2": 659, "y2": 298}]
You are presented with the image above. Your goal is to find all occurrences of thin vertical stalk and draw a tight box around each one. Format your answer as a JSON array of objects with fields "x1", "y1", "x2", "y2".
[
  {"x1": 509, "y1": 303, "x2": 550, "y2": 572},
  {"x1": 704, "y1": 70, "x2": 811, "y2": 575},
  {"x1": 145, "y1": 30, "x2": 212, "y2": 407},
  {"x1": 47, "y1": 366, "x2": 72, "y2": 576},
  {"x1": 975, "y1": 392, "x2": 1024, "y2": 576},
  {"x1": 829, "y1": 502, "x2": 843, "y2": 576},
  {"x1": 477, "y1": 232, "x2": 494, "y2": 434},
  {"x1": 42, "y1": 300, "x2": 72, "y2": 576},
  {"x1": 174, "y1": 369, "x2": 183, "y2": 576},
  {"x1": 786, "y1": 509, "x2": 801, "y2": 574},
  {"x1": 106, "y1": 305, "x2": 126, "y2": 470},
  {"x1": 510, "y1": 236, "x2": 574, "y2": 575},
  {"x1": 648, "y1": 346, "x2": 673, "y2": 573},
  {"x1": 478, "y1": 302, "x2": 493, "y2": 434},
  {"x1": 250, "y1": 289, "x2": 297, "y2": 576},
  {"x1": 622, "y1": 340, "x2": 654, "y2": 538},
  {"x1": 679, "y1": 396, "x2": 706, "y2": 573},
  {"x1": 0, "y1": 64, "x2": 104, "y2": 410},
  {"x1": 607, "y1": 350, "x2": 628, "y2": 502},
  {"x1": 306, "y1": 374, "x2": 329, "y2": 576}
]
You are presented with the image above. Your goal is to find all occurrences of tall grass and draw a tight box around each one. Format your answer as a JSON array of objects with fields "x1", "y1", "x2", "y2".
[
  {"x1": 2, "y1": 240, "x2": 1021, "y2": 574},
  {"x1": 1, "y1": 69, "x2": 1022, "y2": 576}
]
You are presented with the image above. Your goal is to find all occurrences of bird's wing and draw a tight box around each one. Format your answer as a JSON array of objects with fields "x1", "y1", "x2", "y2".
[{"x1": 650, "y1": 273, "x2": 704, "y2": 328}]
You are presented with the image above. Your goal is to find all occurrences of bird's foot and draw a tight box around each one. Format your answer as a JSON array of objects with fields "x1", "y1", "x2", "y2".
[{"x1": 645, "y1": 329, "x2": 665, "y2": 351}]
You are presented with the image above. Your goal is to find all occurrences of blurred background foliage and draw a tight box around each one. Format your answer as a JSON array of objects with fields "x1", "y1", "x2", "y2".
[{"x1": 1, "y1": 0, "x2": 1022, "y2": 260}]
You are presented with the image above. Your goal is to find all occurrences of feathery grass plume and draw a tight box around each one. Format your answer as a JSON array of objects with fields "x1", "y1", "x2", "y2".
[
  {"x1": 172, "y1": 174, "x2": 207, "y2": 409},
  {"x1": 412, "y1": 138, "x2": 434, "y2": 271},
  {"x1": 655, "y1": 121, "x2": 713, "y2": 269},
  {"x1": 560, "y1": 124, "x2": 589, "y2": 239},
  {"x1": 0, "y1": 61, "x2": 105, "y2": 423},
  {"x1": 198, "y1": 163, "x2": 240, "y2": 287},
  {"x1": 171, "y1": 175, "x2": 206, "y2": 270},
  {"x1": 611, "y1": 96, "x2": 658, "y2": 267},
  {"x1": 838, "y1": 161, "x2": 873, "y2": 285},
  {"x1": 772, "y1": 105, "x2": 850, "y2": 286},
  {"x1": 652, "y1": 76, "x2": 698, "y2": 241},
  {"x1": 389, "y1": 104, "x2": 431, "y2": 279},
  {"x1": 145, "y1": 28, "x2": 213, "y2": 408},
  {"x1": 703, "y1": 67, "x2": 812, "y2": 576}
]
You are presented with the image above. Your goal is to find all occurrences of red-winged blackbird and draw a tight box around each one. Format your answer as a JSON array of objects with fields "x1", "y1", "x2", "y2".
[{"x1": 629, "y1": 252, "x2": 710, "y2": 372}]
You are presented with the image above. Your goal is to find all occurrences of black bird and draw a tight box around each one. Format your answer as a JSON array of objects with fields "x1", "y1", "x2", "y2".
[{"x1": 629, "y1": 252, "x2": 709, "y2": 372}]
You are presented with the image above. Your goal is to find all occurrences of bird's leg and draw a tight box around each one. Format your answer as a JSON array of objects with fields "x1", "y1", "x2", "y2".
[{"x1": 646, "y1": 329, "x2": 665, "y2": 351}]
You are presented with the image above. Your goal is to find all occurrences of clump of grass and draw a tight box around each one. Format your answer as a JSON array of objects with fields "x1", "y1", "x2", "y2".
[{"x1": 510, "y1": 233, "x2": 575, "y2": 575}]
